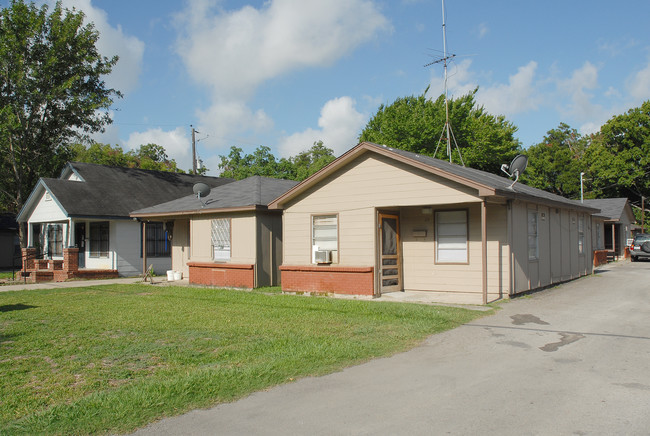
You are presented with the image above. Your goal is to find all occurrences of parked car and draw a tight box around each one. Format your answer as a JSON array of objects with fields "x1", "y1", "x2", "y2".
[{"x1": 630, "y1": 234, "x2": 650, "y2": 261}]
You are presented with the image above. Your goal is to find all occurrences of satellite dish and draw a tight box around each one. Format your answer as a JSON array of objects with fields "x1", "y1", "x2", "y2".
[
  {"x1": 192, "y1": 183, "x2": 211, "y2": 207},
  {"x1": 500, "y1": 155, "x2": 528, "y2": 188}
]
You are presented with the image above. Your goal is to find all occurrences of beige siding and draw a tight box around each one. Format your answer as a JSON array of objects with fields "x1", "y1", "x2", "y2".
[
  {"x1": 171, "y1": 219, "x2": 190, "y2": 276},
  {"x1": 283, "y1": 153, "x2": 481, "y2": 267},
  {"x1": 189, "y1": 212, "x2": 256, "y2": 264}
]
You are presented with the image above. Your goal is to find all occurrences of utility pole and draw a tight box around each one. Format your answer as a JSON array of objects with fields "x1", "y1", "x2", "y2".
[
  {"x1": 580, "y1": 172, "x2": 585, "y2": 203},
  {"x1": 191, "y1": 125, "x2": 198, "y2": 174}
]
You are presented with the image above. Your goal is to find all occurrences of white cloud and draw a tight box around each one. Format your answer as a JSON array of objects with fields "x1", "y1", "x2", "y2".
[
  {"x1": 478, "y1": 61, "x2": 540, "y2": 116},
  {"x1": 478, "y1": 23, "x2": 489, "y2": 39},
  {"x1": 174, "y1": 0, "x2": 390, "y2": 150},
  {"x1": 56, "y1": 0, "x2": 145, "y2": 94},
  {"x1": 175, "y1": 0, "x2": 390, "y2": 98},
  {"x1": 428, "y1": 58, "x2": 477, "y2": 100},
  {"x1": 626, "y1": 59, "x2": 650, "y2": 102},
  {"x1": 557, "y1": 61, "x2": 602, "y2": 121},
  {"x1": 278, "y1": 97, "x2": 366, "y2": 157},
  {"x1": 125, "y1": 127, "x2": 192, "y2": 170},
  {"x1": 196, "y1": 100, "x2": 273, "y2": 145}
]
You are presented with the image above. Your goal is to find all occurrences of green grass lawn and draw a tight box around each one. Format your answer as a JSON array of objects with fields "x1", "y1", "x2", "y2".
[
  {"x1": 0, "y1": 271, "x2": 16, "y2": 281},
  {"x1": 0, "y1": 284, "x2": 490, "y2": 435}
]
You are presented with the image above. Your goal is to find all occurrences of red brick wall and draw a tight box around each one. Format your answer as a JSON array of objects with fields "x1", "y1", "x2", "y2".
[
  {"x1": 279, "y1": 265, "x2": 374, "y2": 296},
  {"x1": 188, "y1": 262, "x2": 255, "y2": 288},
  {"x1": 593, "y1": 250, "x2": 608, "y2": 267}
]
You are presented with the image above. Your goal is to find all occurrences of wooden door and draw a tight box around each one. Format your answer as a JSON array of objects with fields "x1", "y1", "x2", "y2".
[{"x1": 379, "y1": 213, "x2": 401, "y2": 293}]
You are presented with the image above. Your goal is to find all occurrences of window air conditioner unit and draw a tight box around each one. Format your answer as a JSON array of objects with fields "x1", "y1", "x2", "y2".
[{"x1": 315, "y1": 250, "x2": 332, "y2": 264}]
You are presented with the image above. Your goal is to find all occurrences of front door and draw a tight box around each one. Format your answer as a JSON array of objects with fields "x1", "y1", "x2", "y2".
[
  {"x1": 75, "y1": 222, "x2": 86, "y2": 268},
  {"x1": 379, "y1": 213, "x2": 401, "y2": 293}
]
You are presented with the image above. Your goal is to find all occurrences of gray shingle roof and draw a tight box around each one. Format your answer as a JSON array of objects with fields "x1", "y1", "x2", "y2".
[
  {"x1": 40, "y1": 162, "x2": 234, "y2": 218},
  {"x1": 131, "y1": 176, "x2": 299, "y2": 216},
  {"x1": 379, "y1": 144, "x2": 597, "y2": 211},
  {"x1": 582, "y1": 198, "x2": 629, "y2": 220}
]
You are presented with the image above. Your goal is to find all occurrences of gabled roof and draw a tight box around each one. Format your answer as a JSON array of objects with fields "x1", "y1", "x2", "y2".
[
  {"x1": 582, "y1": 198, "x2": 632, "y2": 221},
  {"x1": 131, "y1": 176, "x2": 299, "y2": 218},
  {"x1": 269, "y1": 142, "x2": 600, "y2": 213},
  {"x1": 17, "y1": 162, "x2": 234, "y2": 221}
]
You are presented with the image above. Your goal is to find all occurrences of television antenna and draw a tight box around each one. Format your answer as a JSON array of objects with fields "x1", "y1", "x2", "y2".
[
  {"x1": 192, "y1": 183, "x2": 211, "y2": 207},
  {"x1": 501, "y1": 155, "x2": 528, "y2": 189},
  {"x1": 427, "y1": 0, "x2": 464, "y2": 166}
]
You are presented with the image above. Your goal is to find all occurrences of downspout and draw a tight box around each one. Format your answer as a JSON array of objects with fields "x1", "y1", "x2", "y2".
[
  {"x1": 508, "y1": 199, "x2": 514, "y2": 297},
  {"x1": 481, "y1": 199, "x2": 488, "y2": 305},
  {"x1": 142, "y1": 220, "x2": 147, "y2": 276}
]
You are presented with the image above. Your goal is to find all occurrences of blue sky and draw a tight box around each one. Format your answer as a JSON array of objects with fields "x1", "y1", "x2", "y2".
[{"x1": 40, "y1": 0, "x2": 650, "y2": 174}]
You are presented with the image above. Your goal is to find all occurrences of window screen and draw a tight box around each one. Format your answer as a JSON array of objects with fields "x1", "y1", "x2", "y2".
[
  {"x1": 528, "y1": 211, "x2": 538, "y2": 260},
  {"x1": 436, "y1": 210, "x2": 467, "y2": 263},
  {"x1": 90, "y1": 222, "x2": 109, "y2": 258},
  {"x1": 312, "y1": 215, "x2": 338, "y2": 263},
  {"x1": 211, "y1": 219, "x2": 231, "y2": 261},
  {"x1": 143, "y1": 222, "x2": 171, "y2": 258}
]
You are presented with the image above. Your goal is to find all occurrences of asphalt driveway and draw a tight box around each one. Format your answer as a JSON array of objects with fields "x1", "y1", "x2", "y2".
[{"x1": 133, "y1": 261, "x2": 650, "y2": 435}]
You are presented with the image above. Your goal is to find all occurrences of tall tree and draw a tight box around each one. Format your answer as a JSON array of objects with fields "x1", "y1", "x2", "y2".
[
  {"x1": 0, "y1": 0, "x2": 120, "y2": 218},
  {"x1": 584, "y1": 101, "x2": 650, "y2": 202},
  {"x1": 359, "y1": 88, "x2": 522, "y2": 174},
  {"x1": 521, "y1": 123, "x2": 588, "y2": 198}
]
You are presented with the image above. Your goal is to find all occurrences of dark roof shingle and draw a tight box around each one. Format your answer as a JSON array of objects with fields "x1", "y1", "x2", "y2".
[
  {"x1": 131, "y1": 176, "x2": 299, "y2": 216},
  {"x1": 43, "y1": 162, "x2": 234, "y2": 218}
]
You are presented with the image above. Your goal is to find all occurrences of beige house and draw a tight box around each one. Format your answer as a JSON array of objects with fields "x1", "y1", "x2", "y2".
[
  {"x1": 131, "y1": 176, "x2": 298, "y2": 288},
  {"x1": 270, "y1": 142, "x2": 600, "y2": 304}
]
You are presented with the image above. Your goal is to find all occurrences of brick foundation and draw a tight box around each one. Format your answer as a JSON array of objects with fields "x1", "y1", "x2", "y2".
[
  {"x1": 593, "y1": 250, "x2": 609, "y2": 267},
  {"x1": 20, "y1": 247, "x2": 117, "y2": 283},
  {"x1": 188, "y1": 262, "x2": 255, "y2": 288},
  {"x1": 279, "y1": 265, "x2": 375, "y2": 296}
]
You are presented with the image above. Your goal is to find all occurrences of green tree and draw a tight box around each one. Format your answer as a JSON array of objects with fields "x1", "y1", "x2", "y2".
[
  {"x1": 70, "y1": 143, "x2": 131, "y2": 167},
  {"x1": 359, "y1": 88, "x2": 522, "y2": 174},
  {"x1": 521, "y1": 123, "x2": 588, "y2": 198},
  {"x1": 289, "y1": 141, "x2": 336, "y2": 180},
  {"x1": 131, "y1": 143, "x2": 184, "y2": 172},
  {"x1": 217, "y1": 142, "x2": 336, "y2": 181},
  {"x1": 0, "y1": 0, "x2": 120, "y2": 219},
  {"x1": 584, "y1": 101, "x2": 650, "y2": 202},
  {"x1": 71, "y1": 142, "x2": 185, "y2": 173}
]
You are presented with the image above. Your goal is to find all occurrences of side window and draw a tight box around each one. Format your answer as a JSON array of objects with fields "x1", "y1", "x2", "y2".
[
  {"x1": 578, "y1": 215, "x2": 585, "y2": 255},
  {"x1": 528, "y1": 211, "x2": 538, "y2": 260},
  {"x1": 211, "y1": 218, "x2": 231, "y2": 261},
  {"x1": 90, "y1": 222, "x2": 109, "y2": 258},
  {"x1": 143, "y1": 222, "x2": 171, "y2": 258},
  {"x1": 312, "y1": 215, "x2": 338, "y2": 263},
  {"x1": 435, "y1": 210, "x2": 468, "y2": 263}
]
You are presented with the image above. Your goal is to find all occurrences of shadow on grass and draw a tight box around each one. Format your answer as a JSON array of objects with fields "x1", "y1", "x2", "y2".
[{"x1": 0, "y1": 303, "x2": 38, "y2": 313}]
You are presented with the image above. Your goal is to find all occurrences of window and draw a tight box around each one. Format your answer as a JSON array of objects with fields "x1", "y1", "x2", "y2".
[
  {"x1": 143, "y1": 222, "x2": 171, "y2": 257},
  {"x1": 578, "y1": 215, "x2": 585, "y2": 255},
  {"x1": 528, "y1": 211, "x2": 538, "y2": 260},
  {"x1": 596, "y1": 222, "x2": 603, "y2": 249},
  {"x1": 312, "y1": 215, "x2": 338, "y2": 263},
  {"x1": 89, "y1": 222, "x2": 109, "y2": 258},
  {"x1": 435, "y1": 210, "x2": 468, "y2": 263},
  {"x1": 46, "y1": 224, "x2": 63, "y2": 257},
  {"x1": 211, "y1": 218, "x2": 231, "y2": 261}
]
